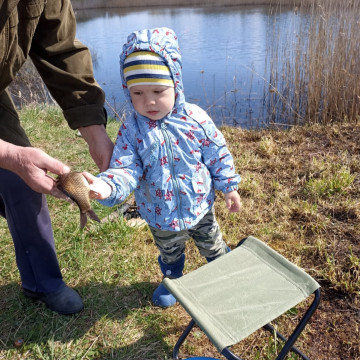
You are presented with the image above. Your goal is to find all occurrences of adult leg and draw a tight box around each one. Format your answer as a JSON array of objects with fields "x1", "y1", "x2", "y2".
[
  {"x1": 0, "y1": 90, "x2": 83, "y2": 314},
  {"x1": 0, "y1": 169, "x2": 64, "y2": 293}
]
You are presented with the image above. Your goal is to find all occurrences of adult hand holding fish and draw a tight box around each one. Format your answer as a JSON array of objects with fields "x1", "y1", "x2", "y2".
[{"x1": 0, "y1": 139, "x2": 70, "y2": 199}]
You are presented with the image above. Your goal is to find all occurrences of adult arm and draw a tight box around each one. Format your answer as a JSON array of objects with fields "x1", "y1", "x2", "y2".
[
  {"x1": 29, "y1": 0, "x2": 114, "y2": 170},
  {"x1": 29, "y1": 0, "x2": 107, "y2": 130},
  {"x1": 78, "y1": 125, "x2": 114, "y2": 172}
]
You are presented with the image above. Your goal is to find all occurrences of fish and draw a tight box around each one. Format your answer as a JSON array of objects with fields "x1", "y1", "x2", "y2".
[{"x1": 56, "y1": 172, "x2": 100, "y2": 228}]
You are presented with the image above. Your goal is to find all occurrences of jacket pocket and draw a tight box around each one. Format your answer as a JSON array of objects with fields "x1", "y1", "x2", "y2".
[
  {"x1": 18, "y1": 1, "x2": 46, "y2": 50},
  {"x1": 0, "y1": 9, "x2": 19, "y2": 83},
  {"x1": 191, "y1": 166, "x2": 211, "y2": 195},
  {"x1": 139, "y1": 139, "x2": 160, "y2": 168},
  {"x1": 18, "y1": 1, "x2": 46, "y2": 19}
]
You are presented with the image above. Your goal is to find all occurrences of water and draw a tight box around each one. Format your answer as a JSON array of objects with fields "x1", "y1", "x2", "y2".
[{"x1": 75, "y1": 5, "x2": 305, "y2": 127}]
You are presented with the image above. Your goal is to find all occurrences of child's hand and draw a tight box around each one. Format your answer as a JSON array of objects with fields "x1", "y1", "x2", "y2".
[
  {"x1": 82, "y1": 171, "x2": 112, "y2": 200},
  {"x1": 225, "y1": 190, "x2": 241, "y2": 213}
]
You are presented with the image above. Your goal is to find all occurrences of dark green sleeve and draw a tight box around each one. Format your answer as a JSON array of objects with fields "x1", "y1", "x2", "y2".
[{"x1": 29, "y1": 0, "x2": 107, "y2": 129}]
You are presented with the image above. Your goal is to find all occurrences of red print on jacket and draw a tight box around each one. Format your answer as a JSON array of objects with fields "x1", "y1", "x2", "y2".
[
  {"x1": 165, "y1": 190, "x2": 173, "y2": 201},
  {"x1": 186, "y1": 131, "x2": 195, "y2": 141},
  {"x1": 201, "y1": 139, "x2": 211, "y2": 147},
  {"x1": 155, "y1": 189, "x2": 162, "y2": 199},
  {"x1": 170, "y1": 219, "x2": 179, "y2": 229},
  {"x1": 148, "y1": 120, "x2": 157, "y2": 129},
  {"x1": 160, "y1": 156, "x2": 168, "y2": 166}
]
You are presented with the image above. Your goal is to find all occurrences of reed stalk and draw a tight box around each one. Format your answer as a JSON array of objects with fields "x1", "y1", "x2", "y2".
[{"x1": 267, "y1": 0, "x2": 360, "y2": 125}]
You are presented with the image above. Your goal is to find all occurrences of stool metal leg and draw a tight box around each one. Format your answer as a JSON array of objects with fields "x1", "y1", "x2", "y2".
[
  {"x1": 264, "y1": 288, "x2": 321, "y2": 360},
  {"x1": 173, "y1": 320, "x2": 196, "y2": 360},
  {"x1": 172, "y1": 288, "x2": 320, "y2": 360}
]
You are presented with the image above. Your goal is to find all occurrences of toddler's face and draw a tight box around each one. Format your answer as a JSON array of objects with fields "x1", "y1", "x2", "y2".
[{"x1": 129, "y1": 85, "x2": 175, "y2": 121}]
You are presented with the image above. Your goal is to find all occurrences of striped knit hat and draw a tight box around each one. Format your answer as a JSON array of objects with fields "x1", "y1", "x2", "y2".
[{"x1": 123, "y1": 51, "x2": 174, "y2": 89}]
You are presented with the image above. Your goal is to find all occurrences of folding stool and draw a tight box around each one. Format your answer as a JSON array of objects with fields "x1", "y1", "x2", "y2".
[{"x1": 163, "y1": 236, "x2": 321, "y2": 360}]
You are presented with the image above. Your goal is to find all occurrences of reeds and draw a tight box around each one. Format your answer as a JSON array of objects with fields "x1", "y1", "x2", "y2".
[{"x1": 266, "y1": 0, "x2": 360, "y2": 125}]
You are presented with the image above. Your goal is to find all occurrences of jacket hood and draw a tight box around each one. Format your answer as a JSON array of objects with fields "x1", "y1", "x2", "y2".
[{"x1": 119, "y1": 27, "x2": 185, "y2": 112}]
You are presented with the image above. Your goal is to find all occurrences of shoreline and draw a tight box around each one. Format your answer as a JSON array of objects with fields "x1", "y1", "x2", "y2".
[{"x1": 71, "y1": 0, "x2": 300, "y2": 10}]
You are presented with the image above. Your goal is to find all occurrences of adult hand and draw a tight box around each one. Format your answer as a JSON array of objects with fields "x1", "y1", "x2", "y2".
[
  {"x1": 225, "y1": 190, "x2": 242, "y2": 213},
  {"x1": 0, "y1": 140, "x2": 70, "y2": 197},
  {"x1": 78, "y1": 125, "x2": 114, "y2": 172}
]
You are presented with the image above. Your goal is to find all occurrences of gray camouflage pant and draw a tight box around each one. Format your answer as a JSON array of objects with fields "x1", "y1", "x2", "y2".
[{"x1": 149, "y1": 207, "x2": 228, "y2": 264}]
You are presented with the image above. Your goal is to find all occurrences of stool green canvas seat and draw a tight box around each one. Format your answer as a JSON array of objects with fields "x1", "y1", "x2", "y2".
[{"x1": 163, "y1": 236, "x2": 320, "y2": 360}]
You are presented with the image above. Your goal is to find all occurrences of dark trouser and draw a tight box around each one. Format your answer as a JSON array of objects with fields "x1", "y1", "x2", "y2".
[
  {"x1": 149, "y1": 207, "x2": 227, "y2": 264},
  {"x1": 0, "y1": 89, "x2": 64, "y2": 293}
]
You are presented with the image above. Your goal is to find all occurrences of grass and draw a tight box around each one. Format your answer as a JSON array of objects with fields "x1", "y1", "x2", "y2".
[{"x1": 0, "y1": 104, "x2": 359, "y2": 359}]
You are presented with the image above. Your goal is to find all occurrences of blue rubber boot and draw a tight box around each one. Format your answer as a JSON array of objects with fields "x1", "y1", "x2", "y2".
[
  {"x1": 206, "y1": 246, "x2": 231, "y2": 263},
  {"x1": 152, "y1": 254, "x2": 185, "y2": 307}
]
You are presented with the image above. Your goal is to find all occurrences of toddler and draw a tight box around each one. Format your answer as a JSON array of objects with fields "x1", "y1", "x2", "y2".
[{"x1": 85, "y1": 27, "x2": 241, "y2": 307}]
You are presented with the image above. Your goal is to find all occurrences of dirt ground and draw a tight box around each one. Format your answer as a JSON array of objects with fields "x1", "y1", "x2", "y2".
[{"x1": 217, "y1": 123, "x2": 360, "y2": 360}]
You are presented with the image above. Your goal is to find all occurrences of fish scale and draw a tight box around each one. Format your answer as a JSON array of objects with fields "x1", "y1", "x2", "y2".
[{"x1": 56, "y1": 172, "x2": 100, "y2": 228}]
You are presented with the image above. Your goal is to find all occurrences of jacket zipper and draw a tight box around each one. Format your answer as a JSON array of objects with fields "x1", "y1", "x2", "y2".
[{"x1": 160, "y1": 120, "x2": 186, "y2": 230}]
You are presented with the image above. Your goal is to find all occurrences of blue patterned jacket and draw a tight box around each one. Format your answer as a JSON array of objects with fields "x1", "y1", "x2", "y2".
[{"x1": 97, "y1": 27, "x2": 241, "y2": 231}]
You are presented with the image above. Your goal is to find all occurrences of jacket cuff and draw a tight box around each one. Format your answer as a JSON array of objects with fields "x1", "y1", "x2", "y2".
[
  {"x1": 63, "y1": 104, "x2": 107, "y2": 130},
  {"x1": 95, "y1": 176, "x2": 118, "y2": 207},
  {"x1": 221, "y1": 184, "x2": 239, "y2": 193}
]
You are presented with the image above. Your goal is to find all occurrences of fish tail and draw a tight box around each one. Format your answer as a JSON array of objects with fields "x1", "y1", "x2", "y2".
[
  {"x1": 87, "y1": 209, "x2": 101, "y2": 223},
  {"x1": 80, "y1": 212, "x2": 88, "y2": 229}
]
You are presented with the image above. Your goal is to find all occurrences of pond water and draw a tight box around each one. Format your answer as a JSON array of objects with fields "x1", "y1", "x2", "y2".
[{"x1": 75, "y1": 5, "x2": 307, "y2": 128}]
